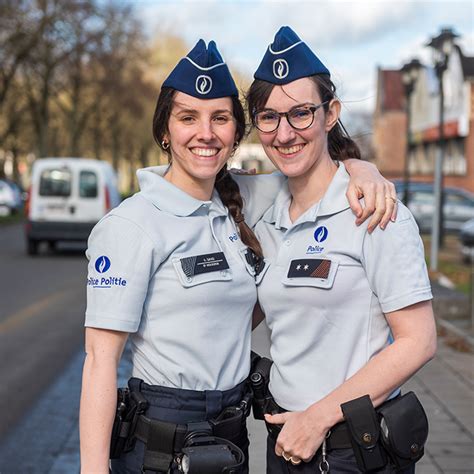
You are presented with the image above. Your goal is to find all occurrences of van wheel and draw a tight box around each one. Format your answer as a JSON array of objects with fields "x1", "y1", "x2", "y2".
[{"x1": 27, "y1": 238, "x2": 39, "y2": 256}]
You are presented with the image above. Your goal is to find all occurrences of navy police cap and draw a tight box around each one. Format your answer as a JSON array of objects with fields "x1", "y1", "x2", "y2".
[
  {"x1": 162, "y1": 39, "x2": 238, "y2": 98},
  {"x1": 254, "y1": 26, "x2": 330, "y2": 84}
]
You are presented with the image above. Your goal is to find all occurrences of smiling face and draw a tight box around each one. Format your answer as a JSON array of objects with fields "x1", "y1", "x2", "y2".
[
  {"x1": 256, "y1": 77, "x2": 340, "y2": 179},
  {"x1": 164, "y1": 92, "x2": 237, "y2": 187}
]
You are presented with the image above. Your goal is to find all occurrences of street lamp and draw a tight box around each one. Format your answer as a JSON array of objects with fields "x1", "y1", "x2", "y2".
[
  {"x1": 427, "y1": 27, "x2": 458, "y2": 272},
  {"x1": 401, "y1": 59, "x2": 422, "y2": 207}
]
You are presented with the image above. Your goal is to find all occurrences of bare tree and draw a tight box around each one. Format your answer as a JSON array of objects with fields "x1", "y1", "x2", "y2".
[{"x1": 0, "y1": 0, "x2": 183, "y2": 190}]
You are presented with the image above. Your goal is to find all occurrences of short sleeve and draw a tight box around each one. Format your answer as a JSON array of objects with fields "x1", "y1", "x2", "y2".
[
  {"x1": 85, "y1": 214, "x2": 158, "y2": 332},
  {"x1": 361, "y1": 204, "x2": 432, "y2": 313},
  {"x1": 233, "y1": 172, "x2": 285, "y2": 228}
]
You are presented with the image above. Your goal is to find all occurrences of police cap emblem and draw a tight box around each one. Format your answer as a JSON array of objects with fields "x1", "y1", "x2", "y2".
[
  {"x1": 273, "y1": 59, "x2": 289, "y2": 79},
  {"x1": 195, "y1": 75, "x2": 213, "y2": 95}
]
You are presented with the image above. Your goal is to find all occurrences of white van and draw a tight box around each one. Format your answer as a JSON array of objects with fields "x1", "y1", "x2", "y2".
[{"x1": 25, "y1": 158, "x2": 121, "y2": 255}]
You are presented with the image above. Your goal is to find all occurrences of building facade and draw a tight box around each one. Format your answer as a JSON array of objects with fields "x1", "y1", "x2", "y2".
[{"x1": 373, "y1": 40, "x2": 474, "y2": 193}]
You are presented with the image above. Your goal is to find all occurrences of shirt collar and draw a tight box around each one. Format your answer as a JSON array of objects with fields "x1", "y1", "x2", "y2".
[
  {"x1": 137, "y1": 165, "x2": 228, "y2": 217},
  {"x1": 318, "y1": 162, "x2": 351, "y2": 217},
  {"x1": 262, "y1": 162, "x2": 351, "y2": 228},
  {"x1": 262, "y1": 180, "x2": 292, "y2": 229}
]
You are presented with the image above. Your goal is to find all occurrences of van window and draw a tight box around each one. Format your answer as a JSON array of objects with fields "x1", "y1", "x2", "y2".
[
  {"x1": 80, "y1": 170, "x2": 98, "y2": 198},
  {"x1": 39, "y1": 168, "x2": 72, "y2": 197}
]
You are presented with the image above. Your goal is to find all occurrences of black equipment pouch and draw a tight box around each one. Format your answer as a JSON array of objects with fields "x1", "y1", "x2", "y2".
[
  {"x1": 180, "y1": 429, "x2": 245, "y2": 474},
  {"x1": 341, "y1": 395, "x2": 387, "y2": 472},
  {"x1": 211, "y1": 404, "x2": 245, "y2": 442},
  {"x1": 377, "y1": 391, "x2": 428, "y2": 470}
]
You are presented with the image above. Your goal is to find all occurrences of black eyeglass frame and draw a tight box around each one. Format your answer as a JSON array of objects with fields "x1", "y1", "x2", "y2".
[{"x1": 252, "y1": 101, "x2": 329, "y2": 133}]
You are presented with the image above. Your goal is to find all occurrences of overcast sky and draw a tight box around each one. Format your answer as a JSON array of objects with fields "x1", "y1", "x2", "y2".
[{"x1": 124, "y1": 0, "x2": 473, "y2": 116}]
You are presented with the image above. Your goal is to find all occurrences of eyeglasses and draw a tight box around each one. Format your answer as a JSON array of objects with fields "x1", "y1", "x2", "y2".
[{"x1": 253, "y1": 102, "x2": 328, "y2": 133}]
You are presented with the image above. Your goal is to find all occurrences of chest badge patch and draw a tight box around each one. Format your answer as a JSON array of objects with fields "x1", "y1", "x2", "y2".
[
  {"x1": 314, "y1": 226, "x2": 328, "y2": 242},
  {"x1": 287, "y1": 258, "x2": 331, "y2": 279},
  {"x1": 180, "y1": 252, "x2": 229, "y2": 277}
]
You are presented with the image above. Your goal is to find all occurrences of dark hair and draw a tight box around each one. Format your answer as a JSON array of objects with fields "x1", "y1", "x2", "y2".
[
  {"x1": 152, "y1": 87, "x2": 262, "y2": 257},
  {"x1": 246, "y1": 75, "x2": 361, "y2": 161}
]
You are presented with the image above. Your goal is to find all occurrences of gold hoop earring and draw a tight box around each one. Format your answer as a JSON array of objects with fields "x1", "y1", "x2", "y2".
[{"x1": 161, "y1": 140, "x2": 170, "y2": 150}]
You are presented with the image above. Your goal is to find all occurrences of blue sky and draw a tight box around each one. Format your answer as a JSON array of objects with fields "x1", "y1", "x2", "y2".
[{"x1": 124, "y1": 0, "x2": 473, "y2": 114}]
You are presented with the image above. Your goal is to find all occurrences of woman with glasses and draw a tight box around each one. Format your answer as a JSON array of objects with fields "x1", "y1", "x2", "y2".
[{"x1": 248, "y1": 26, "x2": 436, "y2": 473}]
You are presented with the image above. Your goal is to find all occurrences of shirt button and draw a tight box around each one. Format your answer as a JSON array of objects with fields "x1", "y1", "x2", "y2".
[
  {"x1": 186, "y1": 277, "x2": 193, "y2": 283},
  {"x1": 220, "y1": 270, "x2": 228, "y2": 277},
  {"x1": 285, "y1": 240, "x2": 291, "y2": 246}
]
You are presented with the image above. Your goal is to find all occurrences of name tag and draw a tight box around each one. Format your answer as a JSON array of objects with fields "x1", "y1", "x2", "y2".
[
  {"x1": 180, "y1": 252, "x2": 230, "y2": 277},
  {"x1": 287, "y1": 258, "x2": 331, "y2": 279}
]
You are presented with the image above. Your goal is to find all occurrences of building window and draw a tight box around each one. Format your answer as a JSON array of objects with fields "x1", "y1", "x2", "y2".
[{"x1": 443, "y1": 137, "x2": 466, "y2": 175}]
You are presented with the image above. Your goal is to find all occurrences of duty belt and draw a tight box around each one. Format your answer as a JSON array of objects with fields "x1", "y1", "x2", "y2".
[{"x1": 132, "y1": 394, "x2": 251, "y2": 473}]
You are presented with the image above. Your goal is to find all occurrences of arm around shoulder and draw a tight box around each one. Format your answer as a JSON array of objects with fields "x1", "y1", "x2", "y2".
[
  {"x1": 344, "y1": 159, "x2": 398, "y2": 231},
  {"x1": 232, "y1": 172, "x2": 285, "y2": 228}
]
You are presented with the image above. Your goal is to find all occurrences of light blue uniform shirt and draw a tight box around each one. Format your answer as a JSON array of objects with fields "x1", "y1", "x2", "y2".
[
  {"x1": 85, "y1": 166, "x2": 282, "y2": 391},
  {"x1": 255, "y1": 163, "x2": 433, "y2": 411}
]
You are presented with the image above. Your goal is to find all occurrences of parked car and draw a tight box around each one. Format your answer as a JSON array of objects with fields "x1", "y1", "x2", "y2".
[
  {"x1": 0, "y1": 179, "x2": 23, "y2": 216},
  {"x1": 459, "y1": 218, "x2": 474, "y2": 263},
  {"x1": 393, "y1": 181, "x2": 474, "y2": 234},
  {"x1": 25, "y1": 158, "x2": 121, "y2": 255}
]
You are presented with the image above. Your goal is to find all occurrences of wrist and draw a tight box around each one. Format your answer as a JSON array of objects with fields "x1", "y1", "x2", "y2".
[
  {"x1": 346, "y1": 158, "x2": 375, "y2": 170},
  {"x1": 306, "y1": 400, "x2": 343, "y2": 432}
]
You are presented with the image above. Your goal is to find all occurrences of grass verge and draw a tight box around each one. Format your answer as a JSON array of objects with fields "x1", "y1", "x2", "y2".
[
  {"x1": 422, "y1": 234, "x2": 472, "y2": 295},
  {"x1": 0, "y1": 213, "x2": 25, "y2": 226}
]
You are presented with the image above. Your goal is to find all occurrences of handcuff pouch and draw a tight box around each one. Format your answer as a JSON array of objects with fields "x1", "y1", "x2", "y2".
[
  {"x1": 378, "y1": 391, "x2": 428, "y2": 470},
  {"x1": 341, "y1": 395, "x2": 387, "y2": 472}
]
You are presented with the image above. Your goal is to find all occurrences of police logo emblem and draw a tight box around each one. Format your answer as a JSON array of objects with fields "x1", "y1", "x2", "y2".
[
  {"x1": 95, "y1": 255, "x2": 111, "y2": 273},
  {"x1": 273, "y1": 59, "x2": 289, "y2": 79},
  {"x1": 314, "y1": 226, "x2": 328, "y2": 243},
  {"x1": 195, "y1": 75, "x2": 213, "y2": 95}
]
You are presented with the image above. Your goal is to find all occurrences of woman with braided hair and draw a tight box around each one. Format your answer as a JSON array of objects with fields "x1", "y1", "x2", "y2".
[{"x1": 79, "y1": 38, "x2": 395, "y2": 473}]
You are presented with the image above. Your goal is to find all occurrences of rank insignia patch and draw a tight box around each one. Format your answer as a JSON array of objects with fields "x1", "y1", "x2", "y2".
[
  {"x1": 180, "y1": 252, "x2": 229, "y2": 277},
  {"x1": 287, "y1": 259, "x2": 331, "y2": 279}
]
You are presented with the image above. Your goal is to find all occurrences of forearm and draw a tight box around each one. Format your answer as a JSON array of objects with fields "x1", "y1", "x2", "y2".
[
  {"x1": 307, "y1": 328, "x2": 436, "y2": 430},
  {"x1": 79, "y1": 353, "x2": 118, "y2": 473}
]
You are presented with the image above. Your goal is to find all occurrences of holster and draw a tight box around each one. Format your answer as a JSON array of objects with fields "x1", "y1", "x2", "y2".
[
  {"x1": 110, "y1": 388, "x2": 130, "y2": 459},
  {"x1": 341, "y1": 395, "x2": 387, "y2": 472},
  {"x1": 378, "y1": 391, "x2": 428, "y2": 470},
  {"x1": 249, "y1": 351, "x2": 274, "y2": 420},
  {"x1": 109, "y1": 387, "x2": 149, "y2": 459}
]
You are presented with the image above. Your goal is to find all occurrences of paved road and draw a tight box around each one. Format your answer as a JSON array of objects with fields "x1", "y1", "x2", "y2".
[{"x1": 0, "y1": 223, "x2": 87, "y2": 441}]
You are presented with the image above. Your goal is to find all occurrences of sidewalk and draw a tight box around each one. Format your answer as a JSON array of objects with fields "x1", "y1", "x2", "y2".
[{"x1": 0, "y1": 326, "x2": 472, "y2": 473}]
